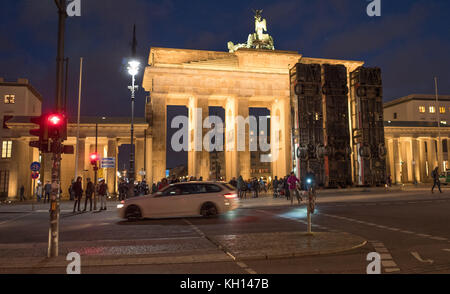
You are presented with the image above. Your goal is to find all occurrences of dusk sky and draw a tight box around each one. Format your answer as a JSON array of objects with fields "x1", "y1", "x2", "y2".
[{"x1": 1, "y1": 0, "x2": 449, "y2": 169}]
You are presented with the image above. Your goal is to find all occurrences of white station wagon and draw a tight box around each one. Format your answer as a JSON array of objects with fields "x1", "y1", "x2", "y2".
[{"x1": 117, "y1": 182, "x2": 239, "y2": 220}]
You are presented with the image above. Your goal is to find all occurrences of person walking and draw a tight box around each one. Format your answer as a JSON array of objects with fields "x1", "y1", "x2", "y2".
[
  {"x1": 68, "y1": 179, "x2": 75, "y2": 201},
  {"x1": 19, "y1": 185, "x2": 25, "y2": 201},
  {"x1": 237, "y1": 176, "x2": 244, "y2": 199},
  {"x1": 283, "y1": 176, "x2": 290, "y2": 200},
  {"x1": 252, "y1": 178, "x2": 259, "y2": 198},
  {"x1": 431, "y1": 167, "x2": 442, "y2": 194},
  {"x1": 83, "y1": 178, "x2": 94, "y2": 212},
  {"x1": 287, "y1": 172, "x2": 301, "y2": 205},
  {"x1": 72, "y1": 177, "x2": 83, "y2": 213},
  {"x1": 98, "y1": 179, "x2": 108, "y2": 211},
  {"x1": 272, "y1": 176, "x2": 279, "y2": 198},
  {"x1": 36, "y1": 182, "x2": 43, "y2": 202},
  {"x1": 43, "y1": 181, "x2": 52, "y2": 203}
]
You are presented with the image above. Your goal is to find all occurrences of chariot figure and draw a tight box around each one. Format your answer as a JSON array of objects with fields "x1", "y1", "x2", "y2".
[{"x1": 228, "y1": 9, "x2": 275, "y2": 53}]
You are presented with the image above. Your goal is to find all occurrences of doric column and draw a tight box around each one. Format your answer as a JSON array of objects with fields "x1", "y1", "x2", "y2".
[
  {"x1": 270, "y1": 97, "x2": 291, "y2": 178},
  {"x1": 411, "y1": 138, "x2": 421, "y2": 183},
  {"x1": 392, "y1": 138, "x2": 401, "y2": 183},
  {"x1": 427, "y1": 138, "x2": 437, "y2": 174},
  {"x1": 225, "y1": 97, "x2": 238, "y2": 180},
  {"x1": 151, "y1": 94, "x2": 167, "y2": 182},
  {"x1": 237, "y1": 97, "x2": 250, "y2": 180},
  {"x1": 187, "y1": 96, "x2": 210, "y2": 180},
  {"x1": 135, "y1": 138, "x2": 145, "y2": 182}
]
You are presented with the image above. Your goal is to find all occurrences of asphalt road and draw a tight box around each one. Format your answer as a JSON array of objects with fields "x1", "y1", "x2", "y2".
[{"x1": 0, "y1": 189, "x2": 449, "y2": 274}]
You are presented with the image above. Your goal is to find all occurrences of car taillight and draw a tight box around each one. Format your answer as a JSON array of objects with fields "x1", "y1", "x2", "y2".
[
  {"x1": 120, "y1": 200, "x2": 125, "y2": 204},
  {"x1": 224, "y1": 193, "x2": 237, "y2": 199}
]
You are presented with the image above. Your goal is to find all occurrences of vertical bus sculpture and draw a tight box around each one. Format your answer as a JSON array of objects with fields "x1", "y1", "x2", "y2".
[
  {"x1": 290, "y1": 63, "x2": 325, "y2": 187},
  {"x1": 321, "y1": 64, "x2": 352, "y2": 188},
  {"x1": 350, "y1": 67, "x2": 387, "y2": 186}
]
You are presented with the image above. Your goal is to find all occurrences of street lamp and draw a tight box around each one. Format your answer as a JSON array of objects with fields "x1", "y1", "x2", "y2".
[{"x1": 127, "y1": 59, "x2": 140, "y2": 198}]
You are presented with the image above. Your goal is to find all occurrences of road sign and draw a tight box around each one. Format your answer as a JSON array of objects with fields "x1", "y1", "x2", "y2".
[
  {"x1": 31, "y1": 171, "x2": 40, "y2": 179},
  {"x1": 30, "y1": 162, "x2": 41, "y2": 172},
  {"x1": 101, "y1": 157, "x2": 115, "y2": 168}
]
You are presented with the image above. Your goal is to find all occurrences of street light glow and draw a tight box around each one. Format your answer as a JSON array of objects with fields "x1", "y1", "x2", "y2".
[
  {"x1": 48, "y1": 114, "x2": 62, "y2": 125},
  {"x1": 127, "y1": 60, "x2": 140, "y2": 76}
]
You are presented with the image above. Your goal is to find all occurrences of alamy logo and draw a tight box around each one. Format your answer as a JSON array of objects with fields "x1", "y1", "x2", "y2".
[
  {"x1": 67, "y1": 0, "x2": 81, "y2": 17},
  {"x1": 66, "y1": 252, "x2": 81, "y2": 274},
  {"x1": 366, "y1": 0, "x2": 381, "y2": 17},
  {"x1": 170, "y1": 110, "x2": 280, "y2": 163},
  {"x1": 366, "y1": 252, "x2": 381, "y2": 274}
]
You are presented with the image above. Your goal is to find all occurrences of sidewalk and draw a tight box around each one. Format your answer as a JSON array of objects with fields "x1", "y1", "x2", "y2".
[{"x1": 0, "y1": 231, "x2": 366, "y2": 269}]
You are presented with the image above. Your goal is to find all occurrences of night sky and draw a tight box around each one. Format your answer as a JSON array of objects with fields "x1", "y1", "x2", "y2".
[{"x1": 1, "y1": 0, "x2": 449, "y2": 170}]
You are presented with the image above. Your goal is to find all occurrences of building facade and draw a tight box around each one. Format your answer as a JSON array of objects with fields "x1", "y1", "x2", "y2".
[
  {"x1": 0, "y1": 78, "x2": 43, "y2": 200},
  {"x1": 384, "y1": 94, "x2": 450, "y2": 184}
]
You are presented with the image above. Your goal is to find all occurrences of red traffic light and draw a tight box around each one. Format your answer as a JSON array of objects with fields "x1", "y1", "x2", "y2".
[
  {"x1": 48, "y1": 114, "x2": 63, "y2": 125},
  {"x1": 90, "y1": 153, "x2": 99, "y2": 165}
]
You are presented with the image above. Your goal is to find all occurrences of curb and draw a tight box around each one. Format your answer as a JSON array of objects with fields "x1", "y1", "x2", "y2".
[{"x1": 0, "y1": 253, "x2": 232, "y2": 269}]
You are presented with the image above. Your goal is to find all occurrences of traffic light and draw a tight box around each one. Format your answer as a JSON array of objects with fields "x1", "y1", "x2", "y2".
[
  {"x1": 29, "y1": 115, "x2": 48, "y2": 151},
  {"x1": 90, "y1": 153, "x2": 99, "y2": 166},
  {"x1": 47, "y1": 112, "x2": 67, "y2": 140}
]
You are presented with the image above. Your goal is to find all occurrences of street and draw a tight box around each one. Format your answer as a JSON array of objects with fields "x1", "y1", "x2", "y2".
[{"x1": 0, "y1": 188, "x2": 450, "y2": 274}]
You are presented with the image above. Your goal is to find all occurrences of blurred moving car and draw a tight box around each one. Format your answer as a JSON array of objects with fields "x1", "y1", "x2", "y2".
[{"x1": 117, "y1": 182, "x2": 239, "y2": 220}]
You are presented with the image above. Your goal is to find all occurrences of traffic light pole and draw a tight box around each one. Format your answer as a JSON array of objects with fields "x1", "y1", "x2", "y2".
[
  {"x1": 48, "y1": 0, "x2": 66, "y2": 258},
  {"x1": 94, "y1": 123, "x2": 98, "y2": 210}
]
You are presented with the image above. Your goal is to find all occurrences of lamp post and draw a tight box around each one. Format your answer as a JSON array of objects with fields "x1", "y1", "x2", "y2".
[{"x1": 127, "y1": 60, "x2": 140, "y2": 198}]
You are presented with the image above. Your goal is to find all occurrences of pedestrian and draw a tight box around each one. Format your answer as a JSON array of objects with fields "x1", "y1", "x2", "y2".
[
  {"x1": 152, "y1": 183, "x2": 157, "y2": 194},
  {"x1": 431, "y1": 167, "x2": 442, "y2": 194},
  {"x1": 283, "y1": 176, "x2": 290, "y2": 200},
  {"x1": 158, "y1": 178, "x2": 168, "y2": 191},
  {"x1": 19, "y1": 185, "x2": 25, "y2": 201},
  {"x1": 83, "y1": 178, "x2": 94, "y2": 212},
  {"x1": 44, "y1": 181, "x2": 52, "y2": 203},
  {"x1": 68, "y1": 179, "x2": 75, "y2": 201},
  {"x1": 287, "y1": 172, "x2": 301, "y2": 205},
  {"x1": 229, "y1": 177, "x2": 237, "y2": 188},
  {"x1": 385, "y1": 175, "x2": 392, "y2": 191},
  {"x1": 272, "y1": 176, "x2": 279, "y2": 198},
  {"x1": 98, "y1": 179, "x2": 108, "y2": 211},
  {"x1": 237, "y1": 176, "x2": 244, "y2": 199},
  {"x1": 72, "y1": 177, "x2": 83, "y2": 213},
  {"x1": 36, "y1": 182, "x2": 43, "y2": 202},
  {"x1": 252, "y1": 178, "x2": 259, "y2": 198}
]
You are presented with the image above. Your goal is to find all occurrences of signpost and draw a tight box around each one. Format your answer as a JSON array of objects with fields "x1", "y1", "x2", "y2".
[
  {"x1": 101, "y1": 157, "x2": 115, "y2": 168},
  {"x1": 30, "y1": 162, "x2": 41, "y2": 211}
]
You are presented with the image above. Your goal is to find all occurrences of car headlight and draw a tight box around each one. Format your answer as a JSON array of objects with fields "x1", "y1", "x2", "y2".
[{"x1": 117, "y1": 204, "x2": 124, "y2": 209}]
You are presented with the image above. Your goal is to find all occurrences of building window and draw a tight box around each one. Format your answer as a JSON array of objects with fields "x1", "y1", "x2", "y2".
[
  {"x1": 441, "y1": 121, "x2": 447, "y2": 125},
  {"x1": 0, "y1": 171, "x2": 9, "y2": 194},
  {"x1": 440, "y1": 107, "x2": 446, "y2": 114},
  {"x1": 443, "y1": 140, "x2": 448, "y2": 153},
  {"x1": 419, "y1": 106, "x2": 426, "y2": 113},
  {"x1": 1, "y1": 141, "x2": 12, "y2": 159},
  {"x1": 429, "y1": 106, "x2": 436, "y2": 113},
  {"x1": 4, "y1": 95, "x2": 15, "y2": 104},
  {"x1": 393, "y1": 113, "x2": 397, "y2": 119}
]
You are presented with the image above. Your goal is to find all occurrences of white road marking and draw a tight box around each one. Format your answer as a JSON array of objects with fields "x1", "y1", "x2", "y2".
[
  {"x1": 0, "y1": 212, "x2": 33, "y2": 225},
  {"x1": 411, "y1": 251, "x2": 433, "y2": 264},
  {"x1": 182, "y1": 218, "x2": 257, "y2": 274},
  {"x1": 442, "y1": 249, "x2": 450, "y2": 252},
  {"x1": 369, "y1": 241, "x2": 400, "y2": 273},
  {"x1": 322, "y1": 213, "x2": 448, "y2": 243}
]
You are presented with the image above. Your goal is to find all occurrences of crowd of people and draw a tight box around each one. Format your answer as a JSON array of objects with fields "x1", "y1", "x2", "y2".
[{"x1": 228, "y1": 173, "x2": 308, "y2": 205}]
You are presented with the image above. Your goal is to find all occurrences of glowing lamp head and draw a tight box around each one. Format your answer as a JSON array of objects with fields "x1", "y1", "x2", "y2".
[
  {"x1": 306, "y1": 178, "x2": 312, "y2": 184},
  {"x1": 127, "y1": 60, "x2": 140, "y2": 76},
  {"x1": 48, "y1": 114, "x2": 62, "y2": 125}
]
